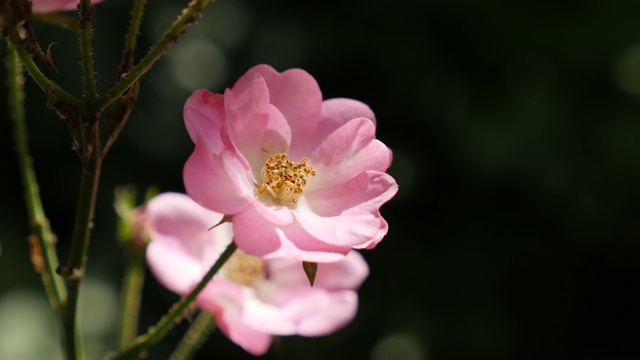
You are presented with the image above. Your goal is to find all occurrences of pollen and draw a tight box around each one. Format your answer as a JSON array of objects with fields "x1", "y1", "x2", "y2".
[
  {"x1": 258, "y1": 153, "x2": 317, "y2": 204},
  {"x1": 223, "y1": 250, "x2": 266, "y2": 286}
]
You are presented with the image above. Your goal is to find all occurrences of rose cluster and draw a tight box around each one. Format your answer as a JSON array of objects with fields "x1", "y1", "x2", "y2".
[{"x1": 146, "y1": 65, "x2": 398, "y2": 354}]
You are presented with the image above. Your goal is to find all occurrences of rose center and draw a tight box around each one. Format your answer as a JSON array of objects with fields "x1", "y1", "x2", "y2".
[
  {"x1": 222, "y1": 250, "x2": 266, "y2": 287},
  {"x1": 258, "y1": 153, "x2": 317, "y2": 204}
]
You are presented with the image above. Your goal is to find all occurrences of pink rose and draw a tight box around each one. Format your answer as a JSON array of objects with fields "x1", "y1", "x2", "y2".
[
  {"x1": 31, "y1": 0, "x2": 105, "y2": 13},
  {"x1": 144, "y1": 192, "x2": 369, "y2": 355},
  {"x1": 183, "y1": 64, "x2": 398, "y2": 263}
]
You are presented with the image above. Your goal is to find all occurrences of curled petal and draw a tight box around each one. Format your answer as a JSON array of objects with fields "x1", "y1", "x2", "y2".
[
  {"x1": 297, "y1": 171, "x2": 398, "y2": 248},
  {"x1": 354, "y1": 217, "x2": 390, "y2": 250},
  {"x1": 184, "y1": 90, "x2": 234, "y2": 155},
  {"x1": 311, "y1": 98, "x2": 377, "y2": 150},
  {"x1": 224, "y1": 73, "x2": 271, "y2": 169},
  {"x1": 233, "y1": 206, "x2": 348, "y2": 262},
  {"x1": 309, "y1": 118, "x2": 392, "y2": 191},
  {"x1": 266, "y1": 221, "x2": 350, "y2": 263},
  {"x1": 245, "y1": 65, "x2": 322, "y2": 158},
  {"x1": 184, "y1": 146, "x2": 252, "y2": 215}
]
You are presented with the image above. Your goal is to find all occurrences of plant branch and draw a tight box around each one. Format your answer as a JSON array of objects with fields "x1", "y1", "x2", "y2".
[
  {"x1": 5, "y1": 45, "x2": 67, "y2": 314},
  {"x1": 78, "y1": 0, "x2": 99, "y2": 112},
  {"x1": 107, "y1": 242, "x2": 237, "y2": 360},
  {"x1": 97, "y1": 0, "x2": 215, "y2": 113},
  {"x1": 169, "y1": 311, "x2": 215, "y2": 360},
  {"x1": 61, "y1": 125, "x2": 102, "y2": 360},
  {"x1": 117, "y1": 247, "x2": 147, "y2": 349},
  {"x1": 100, "y1": 0, "x2": 147, "y2": 157}
]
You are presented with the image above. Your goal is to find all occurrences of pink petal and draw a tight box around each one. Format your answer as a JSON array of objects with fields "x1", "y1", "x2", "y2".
[
  {"x1": 242, "y1": 288, "x2": 358, "y2": 337},
  {"x1": 183, "y1": 147, "x2": 251, "y2": 215},
  {"x1": 308, "y1": 118, "x2": 392, "y2": 191},
  {"x1": 31, "y1": 0, "x2": 104, "y2": 13},
  {"x1": 265, "y1": 220, "x2": 350, "y2": 263},
  {"x1": 232, "y1": 206, "x2": 284, "y2": 257},
  {"x1": 224, "y1": 72, "x2": 271, "y2": 169},
  {"x1": 305, "y1": 171, "x2": 398, "y2": 216},
  {"x1": 262, "y1": 105, "x2": 292, "y2": 156},
  {"x1": 296, "y1": 291, "x2": 358, "y2": 336},
  {"x1": 198, "y1": 282, "x2": 272, "y2": 355},
  {"x1": 266, "y1": 251, "x2": 369, "y2": 291},
  {"x1": 354, "y1": 217, "x2": 390, "y2": 250},
  {"x1": 296, "y1": 171, "x2": 398, "y2": 247},
  {"x1": 310, "y1": 98, "x2": 376, "y2": 150},
  {"x1": 244, "y1": 65, "x2": 322, "y2": 158},
  {"x1": 246, "y1": 104, "x2": 292, "y2": 181},
  {"x1": 184, "y1": 90, "x2": 234, "y2": 155},
  {"x1": 246, "y1": 198, "x2": 295, "y2": 226},
  {"x1": 233, "y1": 206, "x2": 348, "y2": 262},
  {"x1": 145, "y1": 193, "x2": 231, "y2": 294}
]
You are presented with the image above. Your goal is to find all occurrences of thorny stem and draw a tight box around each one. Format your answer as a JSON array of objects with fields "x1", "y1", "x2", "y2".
[
  {"x1": 5, "y1": 45, "x2": 67, "y2": 314},
  {"x1": 107, "y1": 242, "x2": 237, "y2": 360},
  {"x1": 117, "y1": 248, "x2": 147, "y2": 350},
  {"x1": 168, "y1": 312, "x2": 216, "y2": 360},
  {"x1": 78, "y1": 0, "x2": 99, "y2": 112},
  {"x1": 97, "y1": 0, "x2": 216, "y2": 113},
  {"x1": 121, "y1": 0, "x2": 147, "y2": 68},
  {"x1": 100, "y1": 0, "x2": 147, "y2": 156},
  {"x1": 62, "y1": 125, "x2": 102, "y2": 360}
]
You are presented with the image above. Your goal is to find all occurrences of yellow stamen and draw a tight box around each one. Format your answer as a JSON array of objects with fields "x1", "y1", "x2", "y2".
[{"x1": 259, "y1": 153, "x2": 316, "y2": 204}]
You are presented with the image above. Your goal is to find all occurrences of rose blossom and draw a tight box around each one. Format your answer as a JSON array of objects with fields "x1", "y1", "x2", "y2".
[
  {"x1": 144, "y1": 192, "x2": 369, "y2": 355},
  {"x1": 183, "y1": 64, "x2": 398, "y2": 263},
  {"x1": 31, "y1": 0, "x2": 105, "y2": 13}
]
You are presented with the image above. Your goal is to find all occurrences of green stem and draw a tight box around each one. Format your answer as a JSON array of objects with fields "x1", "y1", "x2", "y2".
[
  {"x1": 78, "y1": 0, "x2": 99, "y2": 112},
  {"x1": 62, "y1": 128, "x2": 102, "y2": 360},
  {"x1": 100, "y1": 0, "x2": 147, "y2": 156},
  {"x1": 97, "y1": 0, "x2": 216, "y2": 113},
  {"x1": 5, "y1": 45, "x2": 67, "y2": 314},
  {"x1": 169, "y1": 311, "x2": 215, "y2": 360},
  {"x1": 121, "y1": 0, "x2": 147, "y2": 68},
  {"x1": 117, "y1": 248, "x2": 146, "y2": 350},
  {"x1": 2, "y1": 2, "x2": 83, "y2": 112},
  {"x1": 107, "y1": 242, "x2": 237, "y2": 360}
]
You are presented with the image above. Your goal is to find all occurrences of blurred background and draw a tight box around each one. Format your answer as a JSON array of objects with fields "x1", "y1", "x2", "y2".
[{"x1": 1, "y1": 0, "x2": 639, "y2": 359}]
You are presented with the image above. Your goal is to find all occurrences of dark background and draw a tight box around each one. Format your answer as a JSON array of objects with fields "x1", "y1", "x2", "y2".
[{"x1": 1, "y1": 0, "x2": 639, "y2": 359}]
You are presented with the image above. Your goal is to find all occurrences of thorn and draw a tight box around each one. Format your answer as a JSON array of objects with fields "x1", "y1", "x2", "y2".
[
  {"x1": 302, "y1": 261, "x2": 318, "y2": 286},
  {"x1": 208, "y1": 214, "x2": 232, "y2": 231}
]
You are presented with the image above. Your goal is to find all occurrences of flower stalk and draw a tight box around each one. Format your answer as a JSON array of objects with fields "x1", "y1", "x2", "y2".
[
  {"x1": 101, "y1": 0, "x2": 147, "y2": 156},
  {"x1": 168, "y1": 311, "x2": 216, "y2": 360},
  {"x1": 117, "y1": 247, "x2": 146, "y2": 349},
  {"x1": 108, "y1": 242, "x2": 237, "y2": 360},
  {"x1": 5, "y1": 45, "x2": 67, "y2": 313},
  {"x1": 78, "y1": 0, "x2": 99, "y2": 112},
  {"x1": 62, "y1": 128, "x2": 102, "y2": 360}
]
